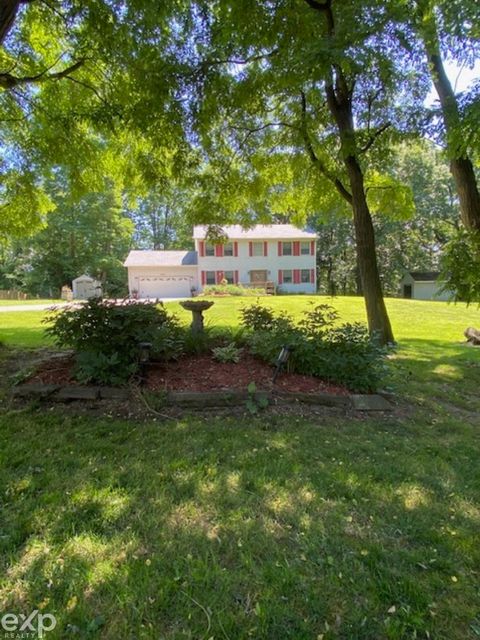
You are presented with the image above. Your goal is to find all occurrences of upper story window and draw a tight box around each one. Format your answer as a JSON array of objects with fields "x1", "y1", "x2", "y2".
[
  {"x1": 223, "y1": 242, "x2": 233, "y2": 256},
  {"x1": 252, "y1": 241, "x2": 264, "y2": 257},
  {"x1": 301, "y1": 241, "x2": 311, "y2": 255},
  {"x1": 205, "y1": 243, "x2": 215, "y2": 256},
  {"x1": 282, "y1": 241, "x2": 292, "y2": 256}
]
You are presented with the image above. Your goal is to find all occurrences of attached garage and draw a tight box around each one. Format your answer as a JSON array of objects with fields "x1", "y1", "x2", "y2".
[{"x1": 124, "y1": 250, "x2": 198, "y2": 299}]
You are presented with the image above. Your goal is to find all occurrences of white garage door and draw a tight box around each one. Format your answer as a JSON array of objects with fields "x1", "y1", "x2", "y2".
[{"x1": 138, "y1": 276, "x2": 191, "y2": 298}]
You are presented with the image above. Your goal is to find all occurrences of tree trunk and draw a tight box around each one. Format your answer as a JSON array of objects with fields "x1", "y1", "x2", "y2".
[
  {"x1": 424, "y1": 33, "x2": 480, "y2": 230},
  {"x1": 0, "y1": 0, "x2": 24, "y2": 45},
  {"x1": 346, "y1": 156, "x2": 394, "y2": 344},
  {"x1": 325, "y1": 85, "x2": 394, "y2": 344},
  {"x1": 448, "y1": 157, "x2": 480, "y2": 230},
  {"x1": 355, "y1": 256, "x2": 363, "y2": 296},
  {"x1": 303, "y1": 0, "x2": 394, "y2": 343}
]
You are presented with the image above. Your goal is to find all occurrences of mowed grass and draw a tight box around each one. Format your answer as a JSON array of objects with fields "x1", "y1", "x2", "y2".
[
  {"x1": 1, "y1": 411, "x2": 479, "y2": 639},
  {"x1": 1, "y1": 295, "x2": 480, "y2": 638},
  {"x1": 0, "y1": 310, "x2": 55, "y2": 347}
]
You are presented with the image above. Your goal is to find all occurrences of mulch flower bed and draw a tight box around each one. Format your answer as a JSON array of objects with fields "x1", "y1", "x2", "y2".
[
  {"x1": 28, "y1": 352, "x2": 349, "y2": 396},
  {"x1": 146, "y1": 353, "x2": 348, "y2": 394}
]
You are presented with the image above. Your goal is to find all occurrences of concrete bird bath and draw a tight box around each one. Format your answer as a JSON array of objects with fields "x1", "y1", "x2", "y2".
[{"x1": 180, "y1": 300, "x2": 214, "y2": 333}]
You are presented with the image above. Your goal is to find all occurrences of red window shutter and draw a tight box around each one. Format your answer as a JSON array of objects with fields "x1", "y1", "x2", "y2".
[
  {"x1": 293, "y1": 241, "x2": 300, "y2": 256},
  {"x1": 199, "y1": 241, "x2": 205, "y2": 257},
  {"x1": 201, "y1": 271, "x2": 206, "y2": 286},
  {"x1": 278, "y1": 270, "x2": 283, "y2": 285},
  {"x1": 249, "y1": 241, "x2": 253, "y2": 257},
  {"x1": 234, "y1": 270, "x2": 239, "y2": 284},
  {"x1": 215, "y1": 245, "x2": 224, "y2": 257},
  {"x1": 234, "y1": 241, "x2": 238, "y2": 257},
  {"x1": 310, "y1": 269, "x2": 315, "y2": 284},
  {"x1": 216, "y1": 271, "x2": 224, "y2": 284},
  {"x1": 278, "y1": 241, "x2": 283, "y2": 256},
  {"x1": 310, "y1": 240, "x2": 315, "y2": 256},
  {"x1": 263, "y1": 241, "x2": 268, "y2": 257},
  {"x1": 293, "y1": 269, "x2": 300, "y2": 284}
]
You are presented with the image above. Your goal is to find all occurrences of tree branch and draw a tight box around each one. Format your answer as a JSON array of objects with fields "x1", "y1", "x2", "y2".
[
  {"x1": 360, "y1": 122, "x2": 391, "y2": 154},
  {"x1": 299, "y1": 91, "x2": 352, "y2": 204},
  {"x1": 0, "y1": 58, "x2": 84, "y2": 90},
  {"x1": 202, "y1": 49, "x2": 279, "y2": 68}
]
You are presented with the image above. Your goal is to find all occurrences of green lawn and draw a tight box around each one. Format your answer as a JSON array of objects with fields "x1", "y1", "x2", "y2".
[{"x1": 1, "y1": 295, "x2": 479, "y2": 639}]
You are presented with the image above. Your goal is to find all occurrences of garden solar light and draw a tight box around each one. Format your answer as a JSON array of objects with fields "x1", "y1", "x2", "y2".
[
  {"x1": 272, "y1": 345, "x2": 292, "y2": 383},
  {"x1": 138, "y1": 342, "x2": 152, "y2": 364}
]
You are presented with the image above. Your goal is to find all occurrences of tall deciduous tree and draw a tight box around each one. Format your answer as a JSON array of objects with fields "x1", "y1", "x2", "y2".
[
  {"x1": 6, "y1": 173, "x2": 134, "y2": 296},
  {"x1": 400, "y1": 0, "x2": 480, "y2": 230},
  {"x1": 183, "y1": 0, "x2": 430, "y2": 343},
  {"x1": 0, "y1": 0, "x2": 191, "y2": 243}
]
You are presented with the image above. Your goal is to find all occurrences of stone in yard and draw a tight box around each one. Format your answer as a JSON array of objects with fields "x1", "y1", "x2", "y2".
[
  {"x1": 55, "y1": 386, "x2": 100, "y2": 401},
  {"x1": 99, "y1": 387, "x2": 130, "y2": 400},
  {"x1": 12, "y1": 383, "x2": 60, "y2": 398},
  {"x1": 350, "y1": 394, "x2": 393, "y2": 411},
  {"x1": 464, "y1": 327, "x2": 480, "y2": 346}
]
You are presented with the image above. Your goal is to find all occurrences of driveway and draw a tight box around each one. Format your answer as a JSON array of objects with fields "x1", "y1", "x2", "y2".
[
  {"x1": 0, "y1": 298, "x2": 188, "y2": 312},
  {"x1": 0, "y1": 303, "x2": 71, "y2": 313}
]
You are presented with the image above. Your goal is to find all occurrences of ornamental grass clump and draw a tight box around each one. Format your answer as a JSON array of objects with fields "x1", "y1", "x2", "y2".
[{"x1": 44, "y1": 298, "x2": 183, "y2": 385}]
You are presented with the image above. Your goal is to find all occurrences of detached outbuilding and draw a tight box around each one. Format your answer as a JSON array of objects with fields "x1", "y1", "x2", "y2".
[
  {"x1": 400, "y1": 271, "x2": 452, "y2": 301},
  {"x1": 72, "y1": 274, "x2": 102, "y2": 299}
]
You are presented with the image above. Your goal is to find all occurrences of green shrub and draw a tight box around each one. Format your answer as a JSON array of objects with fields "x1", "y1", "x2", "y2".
[
  {"x1": 298, "y1": 302, "x2": 339, "y2": 337},
  {"x1": 44, "y1": 298, "x2": 183, "y2": 384},
  {"x1": 241, "y1": 302, "x2": 387, "y2": 392},
  {"x1": 203, "y1": 284, "x2": 265, "y2": 296},
  {"x1": 212, "y1": 342, "x2": 243, "y2": 363},
  {"x1": 240, "y1": 301, "x2": 276, "y2": 331}
]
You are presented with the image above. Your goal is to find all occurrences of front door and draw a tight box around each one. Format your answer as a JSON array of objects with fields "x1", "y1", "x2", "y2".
[{"x1": 250, "y1": 270, "x2": 267, "y2": 285}]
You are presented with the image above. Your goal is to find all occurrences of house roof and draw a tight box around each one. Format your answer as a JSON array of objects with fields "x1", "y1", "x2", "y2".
[
  {"x1": 193, "y1": 224, "x2": 317, "y2": 240},
  {"x1": 123, "y1": 250, "x2": 198, "y2": 267},
  {"x1": 409, "y1": 271, "x2": 441, "y2": 282}
]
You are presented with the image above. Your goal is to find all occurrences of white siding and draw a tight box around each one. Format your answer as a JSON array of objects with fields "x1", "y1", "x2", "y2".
[
  {"x1": 414, "y1": 282, "x2": 452, "y2": 301},
  {"x1": 127, "y1": 266, "x2": 198, "y2": 298},
  {"x1": 195, "y1": 238, "x2": 316, "y2": 293}
]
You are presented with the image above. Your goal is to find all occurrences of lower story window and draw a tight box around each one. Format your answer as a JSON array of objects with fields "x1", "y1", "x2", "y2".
[
  {"x1": 282, "y1": 269, "x2": 292, "y2": 284},
  {"x1": 224, "y1": 270, "x2": 234, "y2": 284},
  {"x1": 206, "y1": 271, "x2": 216, "y2": 285},
  {"x1": 301, "y1": 269, "x2": 311, "y2": 283}
]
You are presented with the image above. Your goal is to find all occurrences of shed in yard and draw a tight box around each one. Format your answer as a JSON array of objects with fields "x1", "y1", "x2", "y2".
[
  {"x1": 124, "y1": 250, "x2": 198, "y2": 299},
  {"x1": 400, "y1": 271, "x2": 452, "y2": 301},
  {"x1": 72, "y1": 274, "x2": 102, "y2": 299}
]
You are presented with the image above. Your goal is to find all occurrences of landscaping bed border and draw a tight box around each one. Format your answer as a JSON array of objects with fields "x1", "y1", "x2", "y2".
[{"x1": 11, "y1": 383, "x2": 394, "y2": 411}]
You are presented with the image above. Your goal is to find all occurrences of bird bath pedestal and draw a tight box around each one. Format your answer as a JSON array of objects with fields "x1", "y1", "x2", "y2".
[{"x1": 180, "y1": 300, "x2": 214, "y2": 333}]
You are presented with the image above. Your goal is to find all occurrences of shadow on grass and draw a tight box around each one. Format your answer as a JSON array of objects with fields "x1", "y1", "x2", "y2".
[
  {"x1": 0, "y1": 411, "x2": 479, "y2": 639},
  {"x1": 390, "y1": 338, "x2": 480, "y2": 409}
]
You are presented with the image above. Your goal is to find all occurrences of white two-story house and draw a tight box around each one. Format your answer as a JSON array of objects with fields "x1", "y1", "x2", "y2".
[{"x1": 124, "y1": 224, "x2": 317, "y2": 298}]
